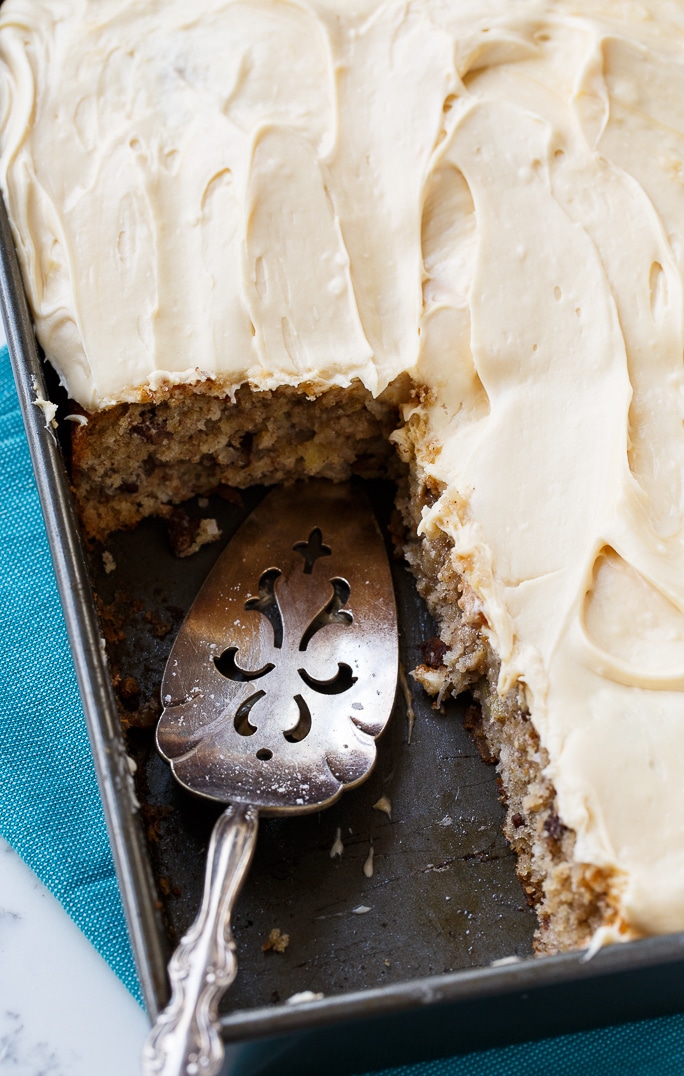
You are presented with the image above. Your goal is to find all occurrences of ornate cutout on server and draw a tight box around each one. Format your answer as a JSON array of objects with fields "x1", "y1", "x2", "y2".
[
  {"x1": 212, "y1": 557, "x2": 357, "y2": 744},
  {"x1": 156, "y1": 483, "x2": 398, "y2": 811}
]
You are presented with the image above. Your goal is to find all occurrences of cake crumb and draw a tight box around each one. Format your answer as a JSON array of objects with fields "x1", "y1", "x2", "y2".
[
  {"x1": 187, "y1": 516, "x2": 221, "y2": 555},
  {"x1": 373, "y1": 795, "x2": 392, "y2": 821},
  {"x1": 33, "y1": 394, "x2": 58, "y2": 427},
  {"x1": 363, "y1": 841, "x2": 374, "y2": 878},
  {"x1": 398, "y1": 663, "x2": 416, "y2": 743},
  {"x1": 330, "y1": 827, "x2": 344, "y2": 858},
  {"x1": 167, "y1": 510, "x2": 222, "y2": 557},
  {"x1": 412, "y1": 664, "x2": 447, "y2": 698},
  {"x1": 285, "y1": 991, "x2": 324, "y2": 1005},
  {"x1": 262, "y1": 928, "x2": 290, "y2": 953},
  {"x1": 31, "y1": 376, "x2": 58, "y2": 428},
  {"x1": 102, "y1": 550, "x2": 117, "y2": 574}
]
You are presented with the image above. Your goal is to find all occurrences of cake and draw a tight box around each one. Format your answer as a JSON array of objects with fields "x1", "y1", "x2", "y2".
[{"x1": 2, "y1": 0, "x2": 684, "y2": 956}]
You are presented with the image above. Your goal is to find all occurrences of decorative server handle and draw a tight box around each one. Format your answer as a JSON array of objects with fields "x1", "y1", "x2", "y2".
[{"x1": 142, "y1": 803, "x2": 259, "y2": 1076}]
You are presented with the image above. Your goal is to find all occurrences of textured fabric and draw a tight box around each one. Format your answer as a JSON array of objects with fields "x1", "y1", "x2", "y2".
[
  {"x1": 0, "y1": 344, "x2": 141, "y2": 1003},
  {"x1": 366, "y1": 1012, "x2": 684, "y2": 1075},
  {"x1": 1, "y1": 340, "x2": 682, "y2": 1072}
]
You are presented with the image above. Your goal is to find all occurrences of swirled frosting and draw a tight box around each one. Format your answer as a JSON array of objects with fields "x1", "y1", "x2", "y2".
[{"x1": 3, "y1": 0, "x2": 684, "y2": 941}]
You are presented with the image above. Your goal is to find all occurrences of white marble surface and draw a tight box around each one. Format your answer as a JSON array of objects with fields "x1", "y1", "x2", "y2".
[{"x1": 0, "y1": 835, "x2": 148, "y2": 1074}]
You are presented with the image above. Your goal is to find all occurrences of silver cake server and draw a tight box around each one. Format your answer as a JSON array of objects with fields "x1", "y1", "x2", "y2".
[{"x1": 142, "y1": 480, "x2": 398, "y2": 1076}]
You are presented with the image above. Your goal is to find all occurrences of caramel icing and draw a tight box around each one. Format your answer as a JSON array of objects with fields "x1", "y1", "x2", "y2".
[{"x1": 3, "y1": 0, "x2": 684, "y2": 941}]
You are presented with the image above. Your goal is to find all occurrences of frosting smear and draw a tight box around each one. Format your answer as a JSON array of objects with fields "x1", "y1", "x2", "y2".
[{"x1": 3, "y1": 0, "x2": 684, "y2": 943}]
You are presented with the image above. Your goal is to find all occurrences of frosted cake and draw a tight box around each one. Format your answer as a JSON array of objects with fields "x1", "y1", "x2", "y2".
[{"x1": 2, "y1": 0, "x2": 684, "y2": 955}]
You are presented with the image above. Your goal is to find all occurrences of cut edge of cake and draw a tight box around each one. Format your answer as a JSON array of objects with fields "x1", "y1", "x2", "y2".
[
  {"x1": 70, "y1": 377, "x2": 409, "y2": 542},
  {"x1": 69, "y1": 373, "x2": 633, "y2": 957},
  {"x1": 396, "y1": 405, "x2": 633, "y2": 957}
]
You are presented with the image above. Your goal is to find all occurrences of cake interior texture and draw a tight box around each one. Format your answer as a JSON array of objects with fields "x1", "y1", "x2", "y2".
[
  {"x1": 398, "y1": 460, "x2": 622, "y2": 956},
  {"x1": 73, "y1": 378, "x2": 621, "y2": 956},
  {"x1": 4, "y1": 0, "x2": 684, "y2": 956},
  {"x1": 71, "y1": 379, "x2": 404, "y2": 542}
]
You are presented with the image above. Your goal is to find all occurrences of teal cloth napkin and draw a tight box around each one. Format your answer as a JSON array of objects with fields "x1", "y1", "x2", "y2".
[
  {"x1": 2, "y1": 339, "x2": 684, "y2": 1074},
  {"x1": 0, "y1": 343, "x2": 141, "y2": 1002}
]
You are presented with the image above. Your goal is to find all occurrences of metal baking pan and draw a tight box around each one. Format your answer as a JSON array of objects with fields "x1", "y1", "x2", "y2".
[{"x1": 2, "y1": 190, "x2": 684, "y2": 1076}]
